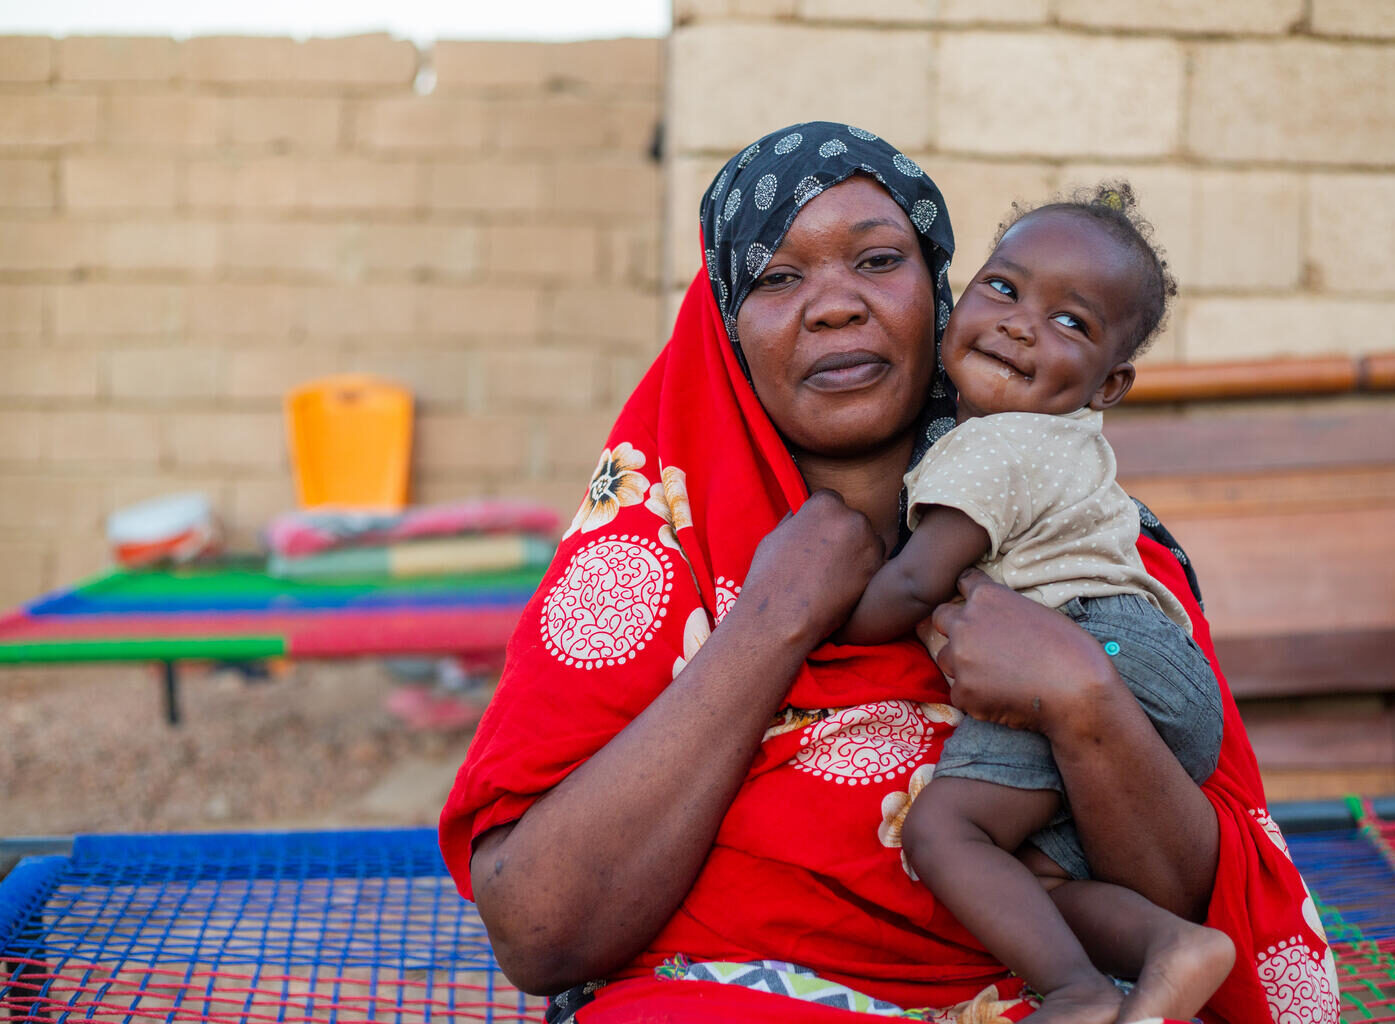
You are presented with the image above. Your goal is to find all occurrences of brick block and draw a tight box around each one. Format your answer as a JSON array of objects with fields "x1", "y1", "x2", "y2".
[
  {"x1": 418, "y1": 284, "x2": 545, "y2": 338},
  {"x1": 602, "y1": 223, "x2": 663, "y2": 292},
  {"x1": 414, "y1": 412, "x2": 532, "y2": 473},
  {"x1": 549, "y1": 286, "x2": 661, "y2": 346},
  {"x1": 180, "y1": 36, "x2": 298, "y2": 84},
  {"x1": 0, "y1": 473, "x2": 108, "y2": 530},
  {"x1": 491, "y1": 97, "x2": 652, "y2": 154},
  {"x1": 1183, "y1": 297, "x2": 1393, "y2": 362},
  {"x1": 224, "y1": 97, "x2": 342, "y2": 148},
  {"x1": 1056, "y1": 164, "x2": 1196, "y2": 288},
  {"x1": 603, "y1": 354, "x2": 648, "y2": 405},
  {"x1": 355, "y1": 98, "x2": 488, "y2": 151},
  {"x1": 228, "y1": 476, "x2": 296, "y2": 532},
  {"x1": 0, "y1": 539, "x2": 45, "y2": 609},
  {"x1": 342, "y1": 223, "x2": 479, "y2": 278},
  {"x1": 302, "y1": 284, "x2": 418, "y2": 335},
  {"x1": 51, "y1": 284, "x2": 185, "y2": 337},
  {"x1": 1188, "y1": 41, "x2": 1395, "y2": 165},
  {"x1": 0, "y1": 159, "x2": 53, "y2": 210},
  {"x1": 0, "y1": 350, "x2": 100, "y2": 398},
  {"x1": 186, "y1": 157, "x2": 298, "y2": 211},
  {"x1": 106, "y1": 348, "x2": 225, "y2": 400},
  {"x1": 297, "y1": 35, "x2": 418, "y2": 86},
  {"x1": 218, "y1": 222, "x2": 343, "y2": 277},
  {"x1": 939, "y1": 32, "x2": 1181, "y2": 159},
  {"x1": 0, "y1": 37, "x2": 52, "y2": 82},
  {"x1": 1312, "y1": 0, "x2": 1395, "y2": 38},
  {"x1": 105, "y1": 95, "x2": 221, "y2": 147},
  {"x1": 669, "y1": 24, "x2": 934, "y2": 154},
  {"x1": 108, "y1": 472, "x2": 231, "y2": 512},
  {"x1": 488, "y1": 477, "x2": 588, "y2": 526},
  {"x1": 0, "y1": 285, "x2": 44, "y2": 334},
  {"x1": 427, "y1": 160, "x2": 547, "y2": 212},
  {"x1": 477, "y1": 347, "x2": 601, "y2": 411},
  {"x1": 798, "y1": 0, "x2": 930, "y2": 23},
  {"x1": 0, "y1": 221, "x2": 100, "y2": 272},
  {"x1": 1193, "y1": 170, "x2": 1303, "y2": 291},
  {"x1": 0, "y1": 95, "x2": 100, "y2": 148},
  {"x1": 0, "y1": 410, "x2": 43, "y2": 461},
  {"x1": 101, "y1": 221, "x2": 219, "y2": 274},
  {"x1": 186, "y1": 283, "x2": 304, "y2": 338},
  {"x1": 164, "y1": 411, "x2": 287, "y2": 470},
  {"x1": 58, "y1": 36, "x2": 177, "y2": 81},
  {"x1": 345, "y1": 350, "x2": 474, "y2": 406},
  {"x1": 224, "y1": 348, "x2": 346, "y2": 399},
  {"x1": 673, "y1": 0, "x2": 798, "y2": 20},
  {"x1": 297, "y1": 158, "x2": 419, "y2": 211},
  {"x1": 548, "y1": 157, "x2": 660, "y2": 217},
  {"x1": 1306, "y1": 173, "x2": 1395, "y2": 293},
  {"x1": 540, "y1": 412, "x2": 617, "y2": 475},
  {"x1": 480, "y1": 223, "x2": 600, "y2": 282},
  {"x1": 432, "y1": 41, "x2": 553, "y2": 90},
  {"x1": 926, "y1": 0, "x2": 1047, "y2": 22},
  {"x1": 1053, "y1": 0, "x2": 1302, "y2": 33},
  {"x1": 550, "y1": 39, "x2": 663, "y2": 89},
  {"x1": 47, "y1": 411, "x2": 163, "y2": 465},
  {"x1": 63, "y1": 157, "x2": 178, "y2": 210}
]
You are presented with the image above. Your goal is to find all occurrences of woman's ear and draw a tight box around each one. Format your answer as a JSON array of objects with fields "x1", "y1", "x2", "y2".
[{"x1": 1088, "y1": 361, "x2": 1135, "y2": 411}]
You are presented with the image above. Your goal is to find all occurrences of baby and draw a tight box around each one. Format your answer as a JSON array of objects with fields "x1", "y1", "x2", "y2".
[{"x1": 840, "y1": 184, "x2": 1234, "y2": 1024}]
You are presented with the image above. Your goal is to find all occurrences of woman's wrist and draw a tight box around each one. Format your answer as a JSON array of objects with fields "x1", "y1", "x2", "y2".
[{"x1": 1036, "y1": 647, "x2": 1127, "y2": 745}]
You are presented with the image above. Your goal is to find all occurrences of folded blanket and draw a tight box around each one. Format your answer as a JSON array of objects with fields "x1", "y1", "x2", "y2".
[
  {"x1": 268, "y1": 535, "x2": 556, "y2": 580},
  {"x1": 264, "y1": 499, "x2": 561, "y2": 558}
]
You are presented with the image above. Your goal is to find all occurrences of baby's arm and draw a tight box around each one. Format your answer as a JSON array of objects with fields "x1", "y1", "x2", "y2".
[{"x1": 838, "y1": 505, "x2": 990, "y2": 645}]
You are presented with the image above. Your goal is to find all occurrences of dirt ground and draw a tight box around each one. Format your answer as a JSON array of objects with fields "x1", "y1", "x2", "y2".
[{"x1": 2, "y1": 659, "x2": 483, "y2": 837}]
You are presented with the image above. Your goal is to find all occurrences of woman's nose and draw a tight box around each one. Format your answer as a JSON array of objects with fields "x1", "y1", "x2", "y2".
[{"x1": 804, "y1": 277, "x2": 869, "y2": 331}]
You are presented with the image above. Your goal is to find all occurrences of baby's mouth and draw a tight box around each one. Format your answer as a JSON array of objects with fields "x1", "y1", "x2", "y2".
[{"x1": 975, "y1": 347, "x2": 1032, "y2": 381}]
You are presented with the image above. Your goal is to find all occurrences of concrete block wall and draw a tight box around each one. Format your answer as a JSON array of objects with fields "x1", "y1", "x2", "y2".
[
  {"x1": 665, "y1": 0, "x2": 1395, "y2": 369},
  {"x1": 0, "y1": 34, "x2": 663, "y2": 604}
]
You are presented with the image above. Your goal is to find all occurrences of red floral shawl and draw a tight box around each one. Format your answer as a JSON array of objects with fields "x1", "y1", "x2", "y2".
[{"x1": 440, "y1": 267, "x2": 1332, "y2": 1022}]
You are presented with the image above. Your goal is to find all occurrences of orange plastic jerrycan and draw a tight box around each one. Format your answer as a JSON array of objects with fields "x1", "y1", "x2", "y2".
[{"x1": 285, "y1": 374, "x2": 413, "y2": 510}]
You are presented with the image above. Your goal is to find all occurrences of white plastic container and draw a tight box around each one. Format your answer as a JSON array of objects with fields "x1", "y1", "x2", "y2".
[{"x1": 106, "y1": 492, "x2": 220, "y2": 567}]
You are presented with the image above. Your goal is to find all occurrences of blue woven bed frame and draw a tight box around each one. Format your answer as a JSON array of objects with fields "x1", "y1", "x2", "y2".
[{"x1": 2, "y1": 803, "x2": 1393, "y2": 1022}]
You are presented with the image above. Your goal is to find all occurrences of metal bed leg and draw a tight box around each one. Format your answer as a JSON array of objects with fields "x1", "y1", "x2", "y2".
[{"x1": 160, "y1": 661, "x2": 180, "y2": 726}]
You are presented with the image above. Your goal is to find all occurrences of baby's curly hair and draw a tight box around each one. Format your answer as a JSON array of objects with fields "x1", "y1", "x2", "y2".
[{"x1": 994, "y1": 181, "x2": 1178, "y2": 359}]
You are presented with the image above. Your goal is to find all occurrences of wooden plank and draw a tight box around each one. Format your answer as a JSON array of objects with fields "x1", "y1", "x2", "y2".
[
  {"x1": 1163, "y1": 506, "x2": 1395, "y2": 636},
  {"x1": 1216, "y1": 628, "x2": 1395, "y2": 699},
  {"x1": 1240, "y1": 698, "x2": 1395, "y2": 769},
  {"x1": 1121, "y1": 465, "x2": 1395, "y2": 521},
  {"x1": 1105, "y1": 405, "x2": 1395, "y2": 478}
]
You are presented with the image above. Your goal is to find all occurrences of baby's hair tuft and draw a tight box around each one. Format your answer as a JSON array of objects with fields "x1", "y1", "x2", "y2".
[{"x1": 994, "y1": 181, "x2": 1178, "y2": 359}]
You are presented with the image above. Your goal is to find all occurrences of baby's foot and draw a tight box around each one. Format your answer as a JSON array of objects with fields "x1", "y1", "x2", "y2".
[
  {"x1": 1117, "y1": 922, "x2": 1235, "y2": 1023},
  {"x1": 1026, "y1": 976, "x2": 1122, "y2": 1024}
]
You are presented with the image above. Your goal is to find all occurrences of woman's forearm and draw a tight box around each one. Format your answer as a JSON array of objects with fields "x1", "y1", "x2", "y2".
[
  {"x1": 1046, "y1": 669, "x2": 1218, "y2": 921},
  {"x1": 470, "y1": 598, "x2": 814, "y2": 994}
]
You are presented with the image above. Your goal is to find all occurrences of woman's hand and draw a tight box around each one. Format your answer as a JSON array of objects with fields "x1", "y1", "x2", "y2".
[
  {"x1": 926, "y1": 569, "x2": 1118, "y2": 736},
  {"x1": 742, "y1": 489, "x2": 886, "y2": 648},
  {"x1": 926, "y1": 568, "x2": 1218, "y2": 920}
]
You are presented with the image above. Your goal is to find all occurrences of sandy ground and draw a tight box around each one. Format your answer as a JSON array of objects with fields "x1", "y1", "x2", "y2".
[{"x1": 2, "y1": 659, "x2": 481, "y2": 837}]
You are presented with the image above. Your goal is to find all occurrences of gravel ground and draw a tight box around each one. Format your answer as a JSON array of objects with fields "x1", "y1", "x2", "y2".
[{"x1": 1, "y1": 660, "x2": 481, "y2": 837}]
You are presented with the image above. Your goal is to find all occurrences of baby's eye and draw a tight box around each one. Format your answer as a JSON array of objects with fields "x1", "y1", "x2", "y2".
[
  {"x1": 1051, "y1": 312, "x2": 1086, "y2": 333},
  {"x1": 987, "y1": 278, "x2": 1015, "y2": 298}
]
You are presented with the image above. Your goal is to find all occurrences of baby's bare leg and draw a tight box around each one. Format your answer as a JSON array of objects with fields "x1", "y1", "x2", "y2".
[
  {"x1": 903, "y1": 778, "x2": 1119, "y2": 1024},
  {"x1": 1034, "y1": 864, "x2": 1235, "y2": 1024}
]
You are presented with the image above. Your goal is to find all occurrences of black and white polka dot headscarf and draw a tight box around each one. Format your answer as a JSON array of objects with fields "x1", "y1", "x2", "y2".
[{"x1": 699, "y1": 122, "x2": 961, "y2": 504}]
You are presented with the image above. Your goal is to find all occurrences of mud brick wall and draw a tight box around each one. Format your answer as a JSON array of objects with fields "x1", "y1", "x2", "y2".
[
  {"x1": 664, "y1": 0, "x2": 1395, "y2": 369},
  {"x1": 0, "y1": 34, "x2": 662, "y2": 604}
]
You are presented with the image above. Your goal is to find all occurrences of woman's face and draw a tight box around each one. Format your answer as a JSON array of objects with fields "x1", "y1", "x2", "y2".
[{"x1": 734, "y1": 176, "x2": 939, "y2": 460}]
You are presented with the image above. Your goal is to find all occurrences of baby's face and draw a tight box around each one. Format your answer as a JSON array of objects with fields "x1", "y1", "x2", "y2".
[{"x1": 940, "y1": 209, "x2": 1141, "y2": 422}]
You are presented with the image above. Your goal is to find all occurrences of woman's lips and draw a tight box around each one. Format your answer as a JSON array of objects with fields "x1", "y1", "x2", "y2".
[{"x1": 805, "y1": 351, "x2": 890, "y2": 390}]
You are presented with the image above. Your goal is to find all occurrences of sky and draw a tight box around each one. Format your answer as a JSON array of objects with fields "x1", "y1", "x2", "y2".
[{"x1": 0, "y1": 0, "x2": 669, "y2": 42}]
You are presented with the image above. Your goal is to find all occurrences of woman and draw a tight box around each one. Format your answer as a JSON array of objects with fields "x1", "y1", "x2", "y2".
[{"x1": 440, "y1": 124, "x2": 1332, "y2": 1023}]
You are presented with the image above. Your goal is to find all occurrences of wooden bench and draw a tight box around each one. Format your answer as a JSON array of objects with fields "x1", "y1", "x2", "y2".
[{"x1": 1105, "y1": 354, "x2": 1395, "y2": 800}]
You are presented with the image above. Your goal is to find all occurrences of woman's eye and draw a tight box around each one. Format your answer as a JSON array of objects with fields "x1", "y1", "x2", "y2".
[
  {"x1": 987, "y1": 278, "x2": 1015, "y2": 298},
  {"x1": 757, "y1": 271, "x2": 795, "y2": 288},
  {"x1": 1051, "y1": 312, "x2": 1086, "y2": 333},
  {"x1": 862, "y1": 253, "x2": 902, "y2": 270}
]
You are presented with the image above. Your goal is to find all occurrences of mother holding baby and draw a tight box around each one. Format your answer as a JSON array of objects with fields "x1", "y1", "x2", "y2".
[{"x1": 440, "y1": 123, "x2": 1330, "y2": 1023}]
